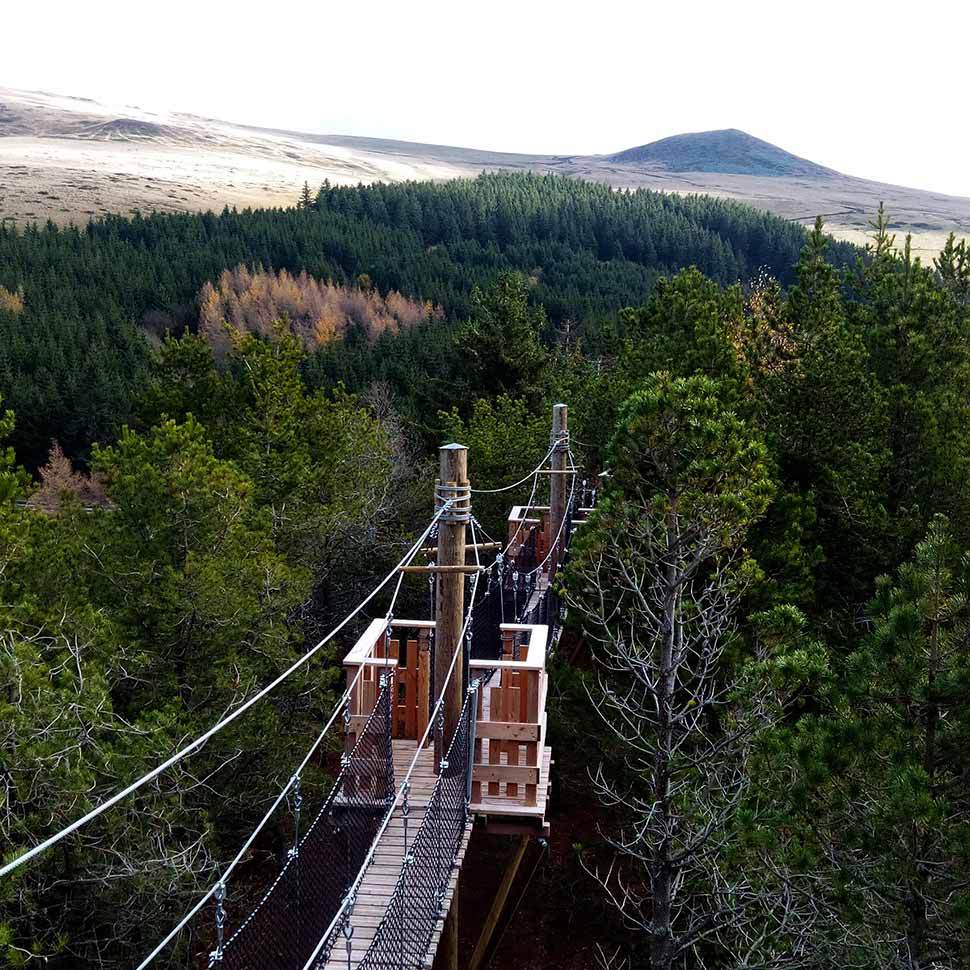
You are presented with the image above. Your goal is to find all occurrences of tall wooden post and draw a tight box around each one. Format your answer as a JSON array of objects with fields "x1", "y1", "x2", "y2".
[
  {"x1": 548, "y1": 403, "x2": 569, "y2": 578},
  {"x1": 435, "y1": 443, "x2": 469, "y2": 970},
  {"x1": 435, "y1": 443, "x2": 469, "y2": 753}
]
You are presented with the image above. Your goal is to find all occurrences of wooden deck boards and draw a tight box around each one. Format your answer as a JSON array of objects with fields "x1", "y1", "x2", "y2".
[
  {"x1": 471, "y1": 746, "x2": 552, "y2": 819},
  {"x1": 322, "y1": 740, "x2": 472, "y2": 970}
]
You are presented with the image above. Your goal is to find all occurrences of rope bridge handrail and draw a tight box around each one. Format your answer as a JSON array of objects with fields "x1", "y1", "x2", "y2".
[
  {"x1": 211, "y1": 676, "x2": 396, "y2": 970},
  {"x1": 299, "y1": 524, "x2": 486, "y2": 970},
  {"x1": 343, "y1": 682, "x2": 479, "y2": 970}
]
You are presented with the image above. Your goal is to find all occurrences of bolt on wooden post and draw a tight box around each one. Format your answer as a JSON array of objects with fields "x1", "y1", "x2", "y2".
[
  {"x1": 434, "y1": 443, "x2": 469, "y2": 759},
  {"x1": 548, "y1": 403, "x2": 569, "y2": 579}
]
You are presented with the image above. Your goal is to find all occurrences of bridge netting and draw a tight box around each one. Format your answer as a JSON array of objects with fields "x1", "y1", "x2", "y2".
[
  {"x1": 324, "y1": 685, "x2": 478, "y2": 970},
  {"x1": 213, "y1": 679, "x2": 394, "y2": 970}
]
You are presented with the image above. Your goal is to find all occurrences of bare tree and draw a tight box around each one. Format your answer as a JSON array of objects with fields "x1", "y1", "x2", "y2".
[
  {"x1": 566, "y1": 374, "x2": 825, "y2": 969},
  {"x1": 27, "y1": 440, "x2": 108, "y2": 513}
]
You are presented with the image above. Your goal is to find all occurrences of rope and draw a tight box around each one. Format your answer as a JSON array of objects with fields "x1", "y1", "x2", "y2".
[
  {"x1": 0, "y1": 505, "x2": 452, "y2": 881},
  {"x1": 469, "y1": 516, "x2": 499, "y2": 547},
  {"x1": 134, "y1": 553, "x2": 418, "y2": 970},
  {"x1": 300, "y1": 522, "x2": 485, "y2": 970},
  {"x1": 468, "y1": 442, "x2": 557, "y2": 494},
  {"x1": 434, "y1": 482, "x2": 471, "y2": 523},
  {"x1": 523, "y1": 461, "x2": 578, "y2": 579},
  {"x1": 135, "y1": 680, "x2": 355, "y2": 969},
  {"x1": 501, "y1": 465, "x2": 542, "y2": 559}
]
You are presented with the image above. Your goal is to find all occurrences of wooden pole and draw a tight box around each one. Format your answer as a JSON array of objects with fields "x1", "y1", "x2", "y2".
[
  {"x1": 548, "y1": 404, "x2": 568, "y2": 579},
  {"x1": 400, "y1": 564, "x2": 484, "y2": 574},
  {"x1": 466, "y1": 836, "x2": 531, "y2": 970},
  {"x1": 420, "y1": 541, "x2": 502, "y2": 556},
  {"x1": 435, "y1": 443, "x2": 468, "y2": 970},
  {"x1": 435, "y1": 443, "x2": 469, "y2": 754}
]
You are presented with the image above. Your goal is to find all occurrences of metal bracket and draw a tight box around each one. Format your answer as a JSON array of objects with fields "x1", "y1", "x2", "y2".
[{"x1": 207, "y1": 881, "x2": 227, "y2": 966}]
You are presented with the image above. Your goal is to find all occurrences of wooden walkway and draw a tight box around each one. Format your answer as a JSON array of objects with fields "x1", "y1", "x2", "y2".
[{"x1": 323, "y1": 740, "x2": 472, "y2": 970}]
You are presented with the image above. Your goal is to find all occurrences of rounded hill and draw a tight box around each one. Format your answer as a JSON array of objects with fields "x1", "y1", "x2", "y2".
[{"x1": 607, "y1": 129, "x2": 837, "y2": 177}]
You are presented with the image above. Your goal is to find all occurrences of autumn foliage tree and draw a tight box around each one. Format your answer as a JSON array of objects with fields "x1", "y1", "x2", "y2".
[{"x1": 198, "y1": 265, "x2": 441, "y2": 355}]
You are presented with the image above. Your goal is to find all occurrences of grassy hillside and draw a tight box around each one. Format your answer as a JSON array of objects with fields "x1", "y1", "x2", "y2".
[{"x1": 608, "y1": 128, "x2": 836, "y2": 176}]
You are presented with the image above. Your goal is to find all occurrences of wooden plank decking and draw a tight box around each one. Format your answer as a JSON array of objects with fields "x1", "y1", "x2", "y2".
[{"x1": 323, "y1": 740, "x2": 472, "y2": 970}]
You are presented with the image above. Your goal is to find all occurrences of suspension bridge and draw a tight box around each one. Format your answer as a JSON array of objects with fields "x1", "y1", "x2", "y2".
[{"x1": 2, "y1": 404, "x2": 597, "y2": 970}]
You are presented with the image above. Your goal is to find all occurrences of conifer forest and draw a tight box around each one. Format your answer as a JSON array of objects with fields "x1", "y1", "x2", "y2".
[{"x1": 3, "y1": 165, "x2": 970, "y2": 970}]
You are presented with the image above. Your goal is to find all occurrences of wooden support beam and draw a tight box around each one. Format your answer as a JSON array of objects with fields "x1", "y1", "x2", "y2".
[
  {"x1": 467, "y1": 836, "x2": 531, "y2": 970},
  {"x1": 473, "y1": 764, "x2": 540, "y2": 785},
  {"x1": 474, "y1": 720, "x2": 540, "y2": 742},
  {"x1": 420, "y1": 541, "x2": 502, "y2": 556},
  {"x1": 434, "y1": 444, "x2": 468, "y2": 970},
  {"x1": 400, "y1": 564, "x2": 485, "y2": 574},
  {"x1": 435, "y1": 444, "x2": 468, "y2": 754},
  {"x1": 441, "y1": 879, "x2": 460, "y2": 970},
  {"x1": 549, "y1": 404, "x2": 568, "y2": 579},
  {"x1": 417, "y1": 633, "x2": 430, "y2": 744}
]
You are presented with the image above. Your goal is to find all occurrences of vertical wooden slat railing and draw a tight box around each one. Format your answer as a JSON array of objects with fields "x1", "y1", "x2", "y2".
[
  {"x1": 344, "y1": 619, "x2": 435, "y2": 748},
  {"x1": 469, "y1": 623, "x2": 548, "y2": 812}
]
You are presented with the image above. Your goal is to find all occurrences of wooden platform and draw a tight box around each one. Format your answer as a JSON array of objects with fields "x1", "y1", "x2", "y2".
[
  {"x1": 323, "y1": 740, "x2": 472, "y2": 970},
  {"x1": 470, "y1": 746, "x2": 552, "y2": 829},
  {"x1": 469, "y1": 668, "x2": 552, "y2": 833}
]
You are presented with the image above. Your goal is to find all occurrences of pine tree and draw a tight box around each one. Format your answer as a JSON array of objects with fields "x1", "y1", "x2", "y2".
[
  {"x1": 786, "y1": 516, "x2": 970, "y2": 966},
  {"x1": 565, "y1": 375, "x2": 820, "y2": 969},
  {"x1": 935, "y1": 232, "x2": 970, "y2": 306},
  {"x1": 298, "y1": 180, "x2": 314, "y2": 210}
]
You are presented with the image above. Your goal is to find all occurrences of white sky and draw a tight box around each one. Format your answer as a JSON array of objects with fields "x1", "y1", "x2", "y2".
[{"x1": 6, "y1": 0, "x2": 970, "y2": 197}]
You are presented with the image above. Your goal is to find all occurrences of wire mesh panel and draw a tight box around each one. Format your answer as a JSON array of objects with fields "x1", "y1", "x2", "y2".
[
  {"x1": 348, "y1": 687, "x2": 477, "y2": 970},
  {"x1": 214, "y1": 680, "x2": 394, "y2": 970},
  {"x1": 469, "y1": 571, "x2": 503, "y2": 663}
]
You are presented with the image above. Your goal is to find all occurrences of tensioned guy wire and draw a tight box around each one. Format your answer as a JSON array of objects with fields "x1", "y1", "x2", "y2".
[
  {"x1": 502, "y1": 463, "x2": 543, "y2": 558},
  {"x1": 0, "y1": 504, "x2": 452, "y2": 881},
  {"x1": 468, "y1": 441, "x2": 557, "y2": 494},
  {"x1": 299, "y1": 518, "x2": 485, "y2": 970},
  {"x1": 524, "y1": 461, "x2": 578, "y2": 579},
  {"x1": 134, "y1": 540, "x2": 420, "y2": 970}
]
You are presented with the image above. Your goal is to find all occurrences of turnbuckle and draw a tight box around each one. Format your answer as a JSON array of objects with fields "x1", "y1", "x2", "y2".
[{"x1": 207, "y1": 881, "x2": 227, "y2": 966}]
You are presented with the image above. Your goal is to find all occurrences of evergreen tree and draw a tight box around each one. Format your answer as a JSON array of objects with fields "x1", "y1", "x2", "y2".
[
  {"x1": 565, "y1": 375, "x2": 808, "y2": 969},
  {"x1": 782, "y1": 516, "x2": 970, "y2": 966},
  {"x1": 458, "y1": 272, "x2": 549, "y2": 403}
]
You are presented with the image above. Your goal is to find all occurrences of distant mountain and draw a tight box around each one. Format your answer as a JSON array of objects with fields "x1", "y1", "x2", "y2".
[
  {"x1": 2, "y1": 86, "x2": 969, "y2": 257},
  {"x1": 608, "y1": 129, "x2": 837, "y2": 178}
]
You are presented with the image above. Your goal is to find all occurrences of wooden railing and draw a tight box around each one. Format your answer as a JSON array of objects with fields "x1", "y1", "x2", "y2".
[
  {"x1": 506, "y1": 505, "x2": 549, "y2": 562},
  {"x1": 469, "y1": 623, "x2": 548, "y2": 810},
  {"x1": 343, "y1": 618, "x2": 434, "y2": 749},
  {"x1": 343, "y1": 618, "x2": 552, "y2": 818}
]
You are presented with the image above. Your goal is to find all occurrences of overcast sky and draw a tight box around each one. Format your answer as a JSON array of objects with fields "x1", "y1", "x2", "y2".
[{"x1": 6, "y1": 0, "x2": 969, "y2": 197}]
